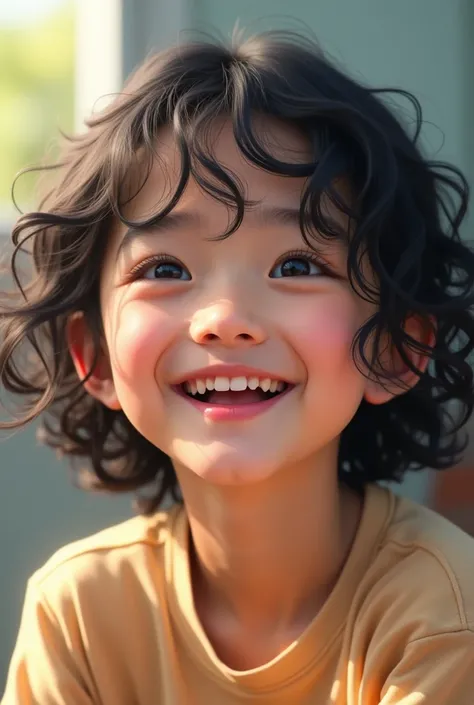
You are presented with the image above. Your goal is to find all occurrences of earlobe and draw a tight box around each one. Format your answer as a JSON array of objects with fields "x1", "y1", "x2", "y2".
[
  {"x1": 364, "y1": 376, "x2": 401, "y2": 406},
  {"x1": 364, "y1": 315, "x2": 435, "y2": 406},
  {"x1": 67, "y1": 313, "x2": 121, "y2": 411}
]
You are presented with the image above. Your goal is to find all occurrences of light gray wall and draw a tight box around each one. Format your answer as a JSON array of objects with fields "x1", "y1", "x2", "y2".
[
  {"x1": 191, "y1": 0, "x2": 469, "y2": 180},
  {"x1": 1, "y1": 0, "x2": 473, "y2": 686}
]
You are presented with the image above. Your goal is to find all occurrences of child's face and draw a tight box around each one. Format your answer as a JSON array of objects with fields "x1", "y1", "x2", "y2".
[{"x1": 95, "y1": 117, "x2": 376, "y2": 486}]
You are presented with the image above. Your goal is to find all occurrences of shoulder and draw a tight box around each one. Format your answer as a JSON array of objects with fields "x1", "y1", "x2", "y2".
[
  {"x1": 362, "y1": 486, "x2": 474, "y2": 641},
  {"x1": 29, "y1": 504, "x2": 182, "y2": 605}
]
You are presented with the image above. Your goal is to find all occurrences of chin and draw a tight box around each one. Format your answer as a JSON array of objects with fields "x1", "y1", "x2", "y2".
[{"x1": 173, "y1": 444, "x2": 283, "y2": 487}]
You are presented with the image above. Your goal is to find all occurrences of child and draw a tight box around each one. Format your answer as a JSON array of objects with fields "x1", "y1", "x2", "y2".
[{"x1": 2, "y1": 30, "x2": 474, "y2": 704}]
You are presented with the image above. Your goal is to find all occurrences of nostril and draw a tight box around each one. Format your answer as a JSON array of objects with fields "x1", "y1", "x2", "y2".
[{"x1": 202, "y1": 332, "x2": 254, "y2": 342}]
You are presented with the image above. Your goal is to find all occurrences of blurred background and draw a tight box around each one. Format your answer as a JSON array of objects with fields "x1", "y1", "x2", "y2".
[{"x1": 1, "y1": 0, "x2": 474, "y2": 684}]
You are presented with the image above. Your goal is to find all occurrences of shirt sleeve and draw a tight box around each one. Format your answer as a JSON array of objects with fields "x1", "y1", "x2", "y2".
[
  {"x1": 379, "y1": 630, "x2": 474, "y2": 704},
  {"x1": 2, "y1": 579, "x2": 95, "y2": 705}
]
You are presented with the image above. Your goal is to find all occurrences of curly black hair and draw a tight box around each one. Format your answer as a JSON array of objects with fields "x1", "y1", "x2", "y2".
[{"x1": 1, "y1": 31, "x2": 474, "y2": 513}]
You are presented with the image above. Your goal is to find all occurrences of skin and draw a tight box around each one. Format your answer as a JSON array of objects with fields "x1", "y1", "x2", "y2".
[{"x1": 68, "y1": 117, "x2": 427, "y2": 670}]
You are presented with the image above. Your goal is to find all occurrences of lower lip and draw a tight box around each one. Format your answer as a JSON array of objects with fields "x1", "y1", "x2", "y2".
[{"x1": 173, "y1": 385, "x2": 293, "y2": 422}]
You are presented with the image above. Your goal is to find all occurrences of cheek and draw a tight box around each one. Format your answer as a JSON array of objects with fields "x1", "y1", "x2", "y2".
[
  {"x1": 106, "y1": 301, "x2": 176, "y2": 388},
  {"x1": 290, "y1": 295, "x2": 369, "y2": 434},
  {"x1": 290, "y1": 295, "x2": 363, "y2": 370}
]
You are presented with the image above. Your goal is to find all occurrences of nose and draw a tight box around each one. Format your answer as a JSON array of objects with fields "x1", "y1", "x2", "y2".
[{"x1": 189, "y1": 299, "x2": 267, "y2": 347}]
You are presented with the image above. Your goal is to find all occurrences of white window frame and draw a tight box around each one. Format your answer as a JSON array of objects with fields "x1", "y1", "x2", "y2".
[{"x1": 74, "y1": 0, "x2": 190, "y2": 131}]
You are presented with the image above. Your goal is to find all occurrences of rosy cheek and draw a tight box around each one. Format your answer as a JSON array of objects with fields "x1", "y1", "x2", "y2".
[
  {"x1": 108, "y1": 301, "x2": 176, "y2": 383},
  {"x1": 290, "y1": 298, "x2": 361, "y2": 367}
]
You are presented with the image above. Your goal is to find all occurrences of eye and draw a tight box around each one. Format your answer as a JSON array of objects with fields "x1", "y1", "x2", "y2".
[
  {"x1": 270, "y1": 251, "x2": 323, "y2": 278},
  {"x1": 132, "y1": 255, "x2": 191, "y2": 281}
]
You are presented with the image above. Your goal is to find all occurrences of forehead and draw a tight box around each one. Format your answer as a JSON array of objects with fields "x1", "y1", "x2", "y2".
[
  {"x1": 117, "y1": 115, "x2": 311, "y2": 223},
  {"x1": 158, "y1": 113, "x2": 310, "y2": 168}
]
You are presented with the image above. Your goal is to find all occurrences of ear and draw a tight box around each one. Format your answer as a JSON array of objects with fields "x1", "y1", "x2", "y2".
[
  {"x1": 67, "y1": 312, "x2": 121, "y2": 411},
  {"x1": 364, "y1": 315, "x2": 435, "y2": 406}
]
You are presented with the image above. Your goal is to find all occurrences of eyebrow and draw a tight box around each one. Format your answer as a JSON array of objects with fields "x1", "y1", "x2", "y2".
[{"x1": 116, "y1": 204, "x2": 346, "y2": 258}]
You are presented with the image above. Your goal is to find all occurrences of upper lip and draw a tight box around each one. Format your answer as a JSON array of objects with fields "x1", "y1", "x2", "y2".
[{"x1": 172, "y1": 365, "x2": 293, "y2": 385}]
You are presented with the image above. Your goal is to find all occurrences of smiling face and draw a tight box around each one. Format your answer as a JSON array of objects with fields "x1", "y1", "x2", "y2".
[{"x1": 71, "y1": 117, "x2": 379, "y2": 486}]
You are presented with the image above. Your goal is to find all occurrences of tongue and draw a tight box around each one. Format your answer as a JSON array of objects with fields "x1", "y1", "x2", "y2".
[{"x1": 207, "y1": 389, "x2": 265, "y2": 405}]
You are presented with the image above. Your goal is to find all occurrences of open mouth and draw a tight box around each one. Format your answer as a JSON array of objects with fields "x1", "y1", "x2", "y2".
[{"x1": 176, "y1": 376, "x2": 292, "y2": 406}]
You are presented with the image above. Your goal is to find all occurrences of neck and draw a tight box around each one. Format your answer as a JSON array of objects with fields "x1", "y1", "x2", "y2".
[{"x1": 175, "y1": 452, "x2": 362, "y2": 636}]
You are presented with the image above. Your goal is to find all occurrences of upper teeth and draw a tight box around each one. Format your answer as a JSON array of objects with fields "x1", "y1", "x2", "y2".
[{"x1": 183, "y1": 376, "x2": 286, "y2": 396}]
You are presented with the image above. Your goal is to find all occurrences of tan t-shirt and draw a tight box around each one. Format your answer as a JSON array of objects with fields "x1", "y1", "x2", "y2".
[{"x1": 3, "y1": 484, "x2": 474, "y2": 704}]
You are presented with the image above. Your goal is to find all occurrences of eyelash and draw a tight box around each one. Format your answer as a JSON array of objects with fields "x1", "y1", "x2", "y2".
[
  {"x1": 126, "y1": 254, "x2": 187, "y2": 281},
  {"x1": 272, "y1": 249, "x2": 334, "y2": 277},
  {"x1": 125, "y1": 248, "x2": 335, "y2": 281}
]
